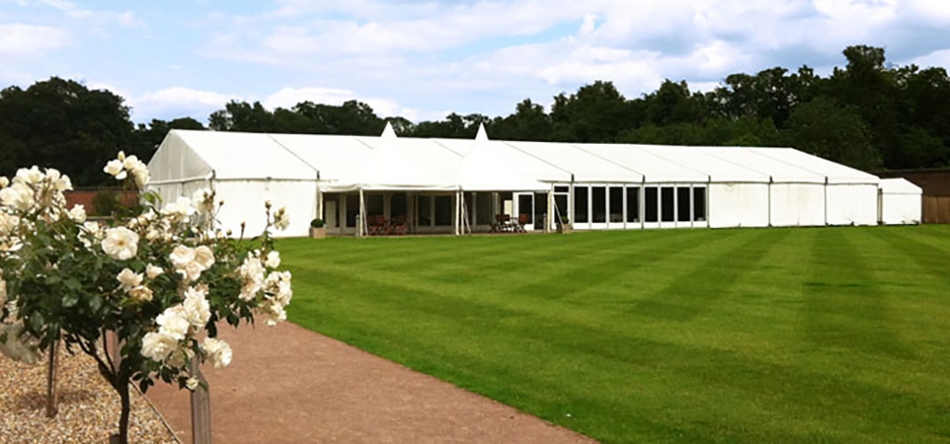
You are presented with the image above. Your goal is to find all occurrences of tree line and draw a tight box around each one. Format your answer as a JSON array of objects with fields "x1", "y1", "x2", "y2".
[{"x1": 2, "y1": 45, "x2": 948, "y2": 186}]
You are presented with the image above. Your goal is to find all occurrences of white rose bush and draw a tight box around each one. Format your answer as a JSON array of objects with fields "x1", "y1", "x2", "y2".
[{"x1": 0, "y1": 153, "x2": 293, "y2": 444}]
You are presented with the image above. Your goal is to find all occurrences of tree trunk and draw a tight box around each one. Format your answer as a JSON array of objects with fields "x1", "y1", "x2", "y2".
[
  {"x1": 46, "y1": 338, "x2": 59, "y2": 418},
  {"x1": 116, "y1": 377, "x2": 131, "y2": 444}
]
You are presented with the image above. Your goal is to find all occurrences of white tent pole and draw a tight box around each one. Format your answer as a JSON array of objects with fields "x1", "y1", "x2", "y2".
[
  {"x1": 548, "y1": 184, "x2": 555, "y2": 232},
  {"x1": 359, "y1": 188, "x2": 366, "y2": 237}
]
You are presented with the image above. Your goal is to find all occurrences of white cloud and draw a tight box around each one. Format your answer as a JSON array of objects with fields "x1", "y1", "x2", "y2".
[
  {"x1": 909, "y1": 49, "x2": 950, "y2": 70},
  {"x1": 264, "y1": 87, "x2": 418, "y2": 120},
  {"x1": 122, "y1": 86, "x2": 418, "y2": 123},
  {"x1": 129, "y1": 87, "x2": 240, "y2": 122},
  {"x1": 0, "y1": 24, "x2": 72, "y2": 57}
]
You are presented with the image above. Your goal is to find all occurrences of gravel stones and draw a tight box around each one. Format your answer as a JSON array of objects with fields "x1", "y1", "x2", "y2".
[{"x1": 1, "y1": 350, "x2": 178, "y2": 444}]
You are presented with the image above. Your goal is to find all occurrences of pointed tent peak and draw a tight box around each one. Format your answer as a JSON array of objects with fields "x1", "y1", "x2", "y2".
[
  {"x1": 380, "y1": 121, "x2": 397, "y2": 139},
  {"x1": 475, "y1": 123, "x2": 489, "y2": 142}
]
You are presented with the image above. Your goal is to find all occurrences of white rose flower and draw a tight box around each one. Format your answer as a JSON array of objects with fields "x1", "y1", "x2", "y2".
[
  {"x1": 182, "y1": 286, "x2": 211, "y2": 327},
  {"x1": 103, "y1": 159, "x2": 127, "y2": 180},
  {"x1": 191, "y1": 189, "x2": 215, "y2": 215},
  {"x1": 67, "y1": 204, "x2": 86, "y2": 223},
  {"x1": 116, "y1": 268, "x2": 143, "y2": 292},
  {"x1": 128, "y1": 285, "x2": 153, "y2": 302},
  {"x1": 273, "y1": 207, "x2": 290, "y2": 230},
  {"x1": 146, "y1": 264, "x2": 163, "y2": 279},
  {"x1": 264, "y1": 251, "x2": 280, "y2": 269},
  {"x1": 0, "y1": 213, "x2": 19, "y2": 237},
  {"x1": 162, "y1": 196, "x2": 195, "y2": 219},
  {"x1": 122, "y1": 154, "x2": 141, "y2": 171},
  {"x1": 141, "y1": 331, "x2": 178, "y2": 362},
  {"x1": 177, "y1": 261, "x2": 203, "y2": 283},
  {"x1": 14, "y1": 166, "x2": 43, "y2": 185},
  {"x1": 0, "y1": 177, "x2": 8, "y2": 188},
  {"x1": 166, "y1": 346, "x2": 194, "y2": 368},
  {"x1": 258, "y1": 301, "x2": 287, "y2": 326},
  {"x1": 194, "y1": 245, "x2": 215, "y2": 270},
  {"x1": 45, "y1": 168, "x2": 71, "y2": 191},
  {"x1": 101, "y1": 227, "x2": 139, "y2": 260},
  {"x1": 0, "y1": 182, "x2": 35, "y2": 211},
  {"x1": 238, "y1": 254, "x2": 265, "y2": 301},
  {"x1": 156, "y1": 306, "x2": 190, "y2": 340},
  {"x1": 185, "y1": 377, "x2": 199, "y2": 391},
  {"x1": 170, "y1": 245, "x2": 196, "y2": 270},
  {"x1": 201, "y1": 337, "x2": 232, "y2": 369},
  {"x1": 131, "y1": 167, "x2": 149, "y2": 189}
]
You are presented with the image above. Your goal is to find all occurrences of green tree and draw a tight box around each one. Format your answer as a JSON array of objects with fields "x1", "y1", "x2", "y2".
[
  {"x1": 784, "y1": 97, "x2": 881, "y2": 170},
  {"x1": 0, "y1": 77, "x2": 135, "y2": 186},
  {"x1": 642, "y1": 80, "x2": 706, "y2": 127},
  {"x1": 550, "y1": 81, "x2": 636, "y2": 142},
  {"x1": 490, "y1": 99, "x2": 553, "y2": 141}
]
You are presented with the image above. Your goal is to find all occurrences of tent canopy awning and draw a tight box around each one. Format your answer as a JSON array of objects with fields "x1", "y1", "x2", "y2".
[{"x1": 151, "y1": 130, "x2": 883, "y2": 191}]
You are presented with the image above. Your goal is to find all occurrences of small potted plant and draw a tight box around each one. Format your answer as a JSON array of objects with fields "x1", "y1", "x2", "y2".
[
  {"x1": 310, "y1": 218, "x2": 326, "y2": 239},
  {"x1": 557, "y1": 217, "x2": 572, "y2": 234}
]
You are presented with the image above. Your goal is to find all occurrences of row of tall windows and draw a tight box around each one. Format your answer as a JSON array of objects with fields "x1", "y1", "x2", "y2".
[{"x1": 569, "y1": 185, "x2": 707, "y2": 225}]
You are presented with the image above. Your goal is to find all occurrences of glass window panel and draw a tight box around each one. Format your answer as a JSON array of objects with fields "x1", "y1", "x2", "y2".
[
  {"x1": 677, "y1": 187, "x2": 691, "y2": 222},
  {"x1": 693, "y1": 187, "x2": 707, "y2": 222},
  {"x1": 661, "y1": 187, "x2": 675, "y2": 222},
  {"x1": 476, "y1": 192, "x2": 493, "y2": 225},
  {"x1": 435, "y1": 195, "x2": 452, "y2": 225},
  {"x1": 554, "y1": 186, "x2": 569, "y2": 193},
  {"x1": 554, "y1": 194, "x2": 569, "y2": 224},
  {"x1": 534, "y1": 193, "x2": 547, "y2": 227},
  {"x1": 345, "y1": 193, "x2": 359, "y2": 227},
  {"x1": 609, "y1": 187, "x2": 623, "y2": 222},
  {"x1": 573, "y1": 186, "x2": 589, "y2": 223},
  {"x1": 645, "y1": 187, "x2": 658, "y2": 222},
  {"x1": 626, "y1": 187, "x2": 640, "y2": 223},
  {"x1": 366, "y1": 194, "x2": 384, "y2": 217},
  {"x1": 517, "y1": 194, "x2": 533, "y2": 224},
  {"x1": 418, "y1": 196, "x2": 432, "y2": 226},
  {"x1": 391, "y1": 193, "x2": 407, "y2": 218},
  {"x1": 592, "y1": 187, "x2": 606, "y2": 223}
]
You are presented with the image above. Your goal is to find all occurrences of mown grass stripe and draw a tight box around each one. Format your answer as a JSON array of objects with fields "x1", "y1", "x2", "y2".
[{"x1": 281, "y1": 226, "x2": 950, "y2": 444}]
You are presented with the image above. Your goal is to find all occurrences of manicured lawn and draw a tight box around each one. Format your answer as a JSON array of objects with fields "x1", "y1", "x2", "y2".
[{"x1": 279, "y1": 226, "x2": 950, "y2": 443}]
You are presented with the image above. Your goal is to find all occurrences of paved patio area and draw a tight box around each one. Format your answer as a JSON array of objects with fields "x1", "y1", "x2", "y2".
[{"x1": 145, "y1": 321, "x2": 596, "y2": 444}]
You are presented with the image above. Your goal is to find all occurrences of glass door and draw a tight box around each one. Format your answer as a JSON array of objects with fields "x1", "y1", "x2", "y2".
[{"x1": 513, "y1": 192, "x2": 535, "y2": 231}]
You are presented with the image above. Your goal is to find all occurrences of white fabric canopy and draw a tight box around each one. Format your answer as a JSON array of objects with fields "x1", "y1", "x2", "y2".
[{"x1": 148, "y1": 129, "x2": 891, "y2": 233}]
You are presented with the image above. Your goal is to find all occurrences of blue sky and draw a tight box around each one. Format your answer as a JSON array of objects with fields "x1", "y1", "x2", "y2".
[{"x1": 3, "y1": 0, "x2": 950, "y2": 124}]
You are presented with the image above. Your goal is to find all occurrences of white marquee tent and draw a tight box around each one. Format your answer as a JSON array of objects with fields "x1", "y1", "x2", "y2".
[
  {"x1": 147, "y1": 126, "x2": 914, "y2": 237},
  {"x1": 878, "y1": 178, "x2": 922, "y2": 225}
]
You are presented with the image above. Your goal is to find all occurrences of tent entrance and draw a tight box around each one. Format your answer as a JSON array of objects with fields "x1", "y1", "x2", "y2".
[{"x1": 513, "y1": 192, "x2": 535, "y2": 231}]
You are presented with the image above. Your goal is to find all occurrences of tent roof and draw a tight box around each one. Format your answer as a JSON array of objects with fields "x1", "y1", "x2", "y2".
[
  {"x1": 879, "y1": 178, "x2": 922, "y2": 194},
  {"x1": 151, "y1": 130, "x2": 881, "y2": 189},
  {"x1": 154, "y1": 130, "x2": 317, "y2": 181}
]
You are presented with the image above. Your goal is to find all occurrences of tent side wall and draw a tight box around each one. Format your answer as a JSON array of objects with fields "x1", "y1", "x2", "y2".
[
  {"x1": 708, "y1": 183, "x2": 769, "y2": 228},
  {"x1": 213, "y1": 179, "x2": 317, "y2": 238},
  {"x1": 769, "y1": 184, "x2": 825, "y2": 227},
  {"x1": 826, "y1": 184, "x2": 878, "y2": 226},
  {"x1": 880, "y1": 193, "x2": 922, "y2": 225}
]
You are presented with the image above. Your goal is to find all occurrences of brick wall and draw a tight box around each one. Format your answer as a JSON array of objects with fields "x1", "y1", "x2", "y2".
[{"x1": 64, "y1": 189, "x2": 139, "y2": 215}]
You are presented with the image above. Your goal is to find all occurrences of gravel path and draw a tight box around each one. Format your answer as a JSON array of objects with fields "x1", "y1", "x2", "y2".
[
  {"x1": 146, "y1": 321, "x2": 597, "y2": 444},
  {"x1": 0, "y1": 349, "x2": 178, "y2": 444}
]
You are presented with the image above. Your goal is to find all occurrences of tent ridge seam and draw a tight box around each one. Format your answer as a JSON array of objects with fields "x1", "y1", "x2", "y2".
[{"x1": 267, "y1": 134, "x2": 320, "y2": 177}]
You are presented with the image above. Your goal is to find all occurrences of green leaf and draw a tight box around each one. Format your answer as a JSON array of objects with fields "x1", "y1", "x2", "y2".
[
  {"x1": 62, "y1": 293, "x2": 79, "y2": 307},
  {"x1": 89, "y1": 294, "x2": 102, "y2": 313},
  {"x1": 29, "y1": 311, "x2": 45, "y2": 332}
]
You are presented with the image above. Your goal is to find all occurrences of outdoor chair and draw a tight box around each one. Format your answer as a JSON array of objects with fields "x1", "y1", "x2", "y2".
[
  {"x1": 369, "y1": 215, "x2": 388, "y2": 236},
  {"x1": 515, "y1": 214, "x2": 528, "y2": 233},
  {"x1": 390, "y1": 216, "x2": 408, "y2": 235}
]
